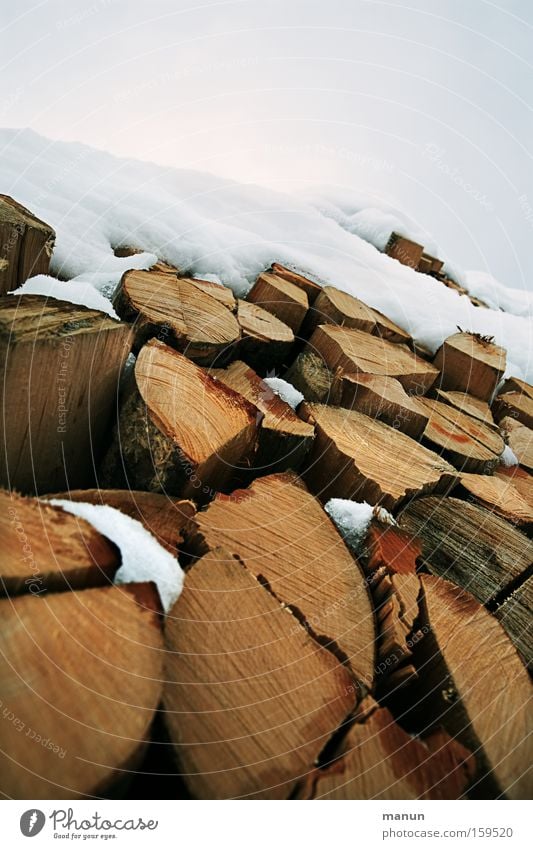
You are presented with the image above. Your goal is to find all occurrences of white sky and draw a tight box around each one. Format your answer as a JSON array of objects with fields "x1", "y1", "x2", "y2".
[{"x1": 1, "y1": 0, "x2": 532, "y2": 289}]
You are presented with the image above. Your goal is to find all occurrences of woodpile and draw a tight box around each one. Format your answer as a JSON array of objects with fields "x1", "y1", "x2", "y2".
[
  {"x1": 0, "y1": 195, "x2": 55, "y2": 295},
  {"x1": 0, "y1": 209, "x2": 531, "y2": 800}
]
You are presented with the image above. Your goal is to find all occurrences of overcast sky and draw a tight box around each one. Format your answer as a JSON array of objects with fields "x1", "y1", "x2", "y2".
[{"x1": 1, "y1": 0, "x2": 532, "y2": 289}]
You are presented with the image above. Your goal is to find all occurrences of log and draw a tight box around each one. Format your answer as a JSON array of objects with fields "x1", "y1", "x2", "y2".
[
  {"x1": 411, "y1": 575, "x2": 533, "y2": 798},
  {"x1": 398, "y1": 496, "x2": 533, "y2": 606},
  {"x1": 493, "y1": 391, "x2": 533, "y2": 430},
  {"x1": 0, "y1": 295, "x2": 132, "y2": 494},
  {"x1": 162, "y1": 547, "x2": 356, "y2": 799},
  {"x1": 365, "y1": 522, "x2": 422, "y2": 577},
  {"x1": 210, "y1": 360, "x2": 314, "y2": 473},
  {"x1": 113, "y1": 270, "x2": 240, "y2": 364},
  {"x1": 0, "y1": 195, "x2": 55, "y2": 294},
  {"x1": 0, "y1": 583, "x2": 164, "y2": 798},
  {"x1": 494, "y1": 465, "x2": 533, "y2": 510},
  {"x1": 494, "y1": 576, "x2": 533, "y2": 670},
  {"x1": 433, "y1": 332, "x2": 506, "y2": 401},
  {"x1": 0, "y1": 489, "x2": 118, "y2": 596},
  {"x1": 331, "y1": 371, "x2": 429, "y2": 439},
  {"x1": 236, "y1": 298, "x2": 294, "y2": 372},
  {"x1": 417, "y1": 397, "x2": 504, "y2": 473},
  {"x1": 434, "y1": 388, "x2": 496, "y2": 428},
  {"x1": 499, "y1": 416, "x2": 533, "y2": 472},
  {"x1": 101, "y1": 339, "x2": 258, "y2": 499},
  {"x1": 370, "y1": 307, "x2": 412, "y2": 346},
  {"x1": 385, "y1": 232, "x2": 424, "y2": 269},
  {"x1": 308, "y1": 324, "x2": 439, "y2": 394},
  {"x1": 188, "y1": 471, "x2": 376, "y2": 688},
  {"x1": 299, "y1": 403, "x2": 457, "y2": 510},
  {"x1": 304, "y1": 286, "x2": 376, "y2": 336},
  {"x1": 372, "y1": 567, "x2": 421, "y2": 684},
  {"x1": 268, "y1": 262, "x2": 322, "y2": 303},
  {"x1": 246, "y1": 271, "x2": 309, "y2": 334},
  {"x1": 296, "y1": 701, "x2": 474, "y2": 799},
  {"x1": 458, "y1": 473, "x2": 533, "y2": 527},
  {"x1": 283, "y1": 349, "x2": 333, "y2": 403},
  {"x1": 500, "y1": 376, "x2": 533, "y2": 401},
  {"x1": 52, "y1": 489, "x2": 196, "y2": 554}
]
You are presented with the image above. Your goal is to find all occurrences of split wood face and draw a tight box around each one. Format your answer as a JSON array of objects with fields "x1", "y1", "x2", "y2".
[
  {"x1": 246, "y1": 272, "x2": 309, "y2": 334},
  {"x1": 492, "y1": 391, "x2": 533, "y2": 430},
  {"x1": 433, "y1": 332, "x2": 507, "y2": 401},
  {"x1": 0, "y1": 194, "x2": 55, "y2": 294},
  {"x1": 236, "y1": 299, "x2": 294, "y2": 372},
  {"x1": 459, "y1": 473, "x2": 533, "y2": 527},
  {"x1": 0, "y1": 584, "x2": 164, "y2": 799},
  {"x1": 434, "y1": 388, "x2": 496, "y2": 428},
  {"x1": 163, "y1": 548, "x2": 356, "y2": 800},
  {"x1": 300, "y1": 402, "x2": 457, "y2": 509},
  {"x1": 0, "y1": 294, "x2": 132, "y2": 495},
  {"x1": 499, "y1": 416, "x2": 533, "y2": 472},
  {"x1": 269, "y1": 262, "x2": 322, "y2": 303},
  {"x1": 331, "y1": 371, "x2": 429, "y2": 438}
]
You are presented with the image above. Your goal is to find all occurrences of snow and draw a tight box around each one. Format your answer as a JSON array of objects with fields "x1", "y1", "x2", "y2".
[
  {"x1": 263, "y1": 377, "x2": 304, "y2": 409},
  {"x1": 13, "y1": 275, "x2": 119, "y2": 319},
  {"x1": 48, "y1": 499, "x2": 184, "y2": 612},
  {"x1": 1, "y1": 128, "x2": 532, "y2": 381},
  {"x1": 325, "y1": 498, "x2": 394, "y2": 556},
  {"x1": 500, "y1": 444, "x2": 519, "y2": 468}
]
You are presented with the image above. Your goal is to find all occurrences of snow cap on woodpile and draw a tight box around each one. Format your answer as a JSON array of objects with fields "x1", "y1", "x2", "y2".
[{"x1": 325, "y1": 498, "x2": 395, "y2": 556}]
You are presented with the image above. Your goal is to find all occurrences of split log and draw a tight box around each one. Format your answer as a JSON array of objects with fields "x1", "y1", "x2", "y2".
[
  {"x1": 283, "y1": 349, "x2": 333, "y2": 402},
  {"x1": 331, "y1": 371, "x2": 429, "y2": 439},
  {"x1": 417, "y1": 397, "x2": 504, "y2": 473},
  {"x1": 304, "y1": 286, "x2": 376, "y2": 336},
  {"x1": 398, "y1": 496, "x2": 533, "y2": 606},
  {"x1": 411, "y1": 575, "x2": 533, "y2": 798},
  {"x1": 385, "y1": 232, "x2": 424, "y2": 268},
  {"x1": 365, "y1": 522, "x2": 422, "y2": 577},
  {"x1": 210, "y1": 360, "x2": 314, "y2": 473},
  {"x1": 188, "y1": 277, "x2": 236, "y2": 311},
  {"x1": 372, "y1": 568, "x2": 421, "y2": 685},
  {"x1": 113, "y1": 270, "x2": 240, "y2": 364},
  {"x1": 0, "y1": 195, "x2": 55, "y2": 294},
  {"x1": 101, "y1": 339, "x2": 258, "y2": 499},
  {"x1": 296, "y1": 701, "x2": 474, "y2": 799},
  {"x1": 0, "y1": 489, "x2": 119, "y2": 596},
  {"x1": 0, "y1": 295, "x2": 132, "y2": 494},
  {"x1": 434, "y1": 388, "x2": 496, "y2": 428},
  {"x1": 246, "y1": 271, "x2": 309, "y2": 334},
  {"x1": 500, "y1": 375, "x2": 533, "y2": 401},
  {"x1": 433, "y1": 332, "x2": 506, "y2": 401},
  {"x1": 370, "y1": 307, "x2": 412, "y2": 346},
  {"x1": 493, "y1": 391, "x2": 533, "y2": 430},
  {"x1": 494, "y1": 465, "x2": 533, "y2": 509},
  {"x1": 309, "y1": 324, "x2": 438, "y2": 394},
  {"x1": 499, "y1": 416, "x2": 533, "y2": 472},
  {"x1": 52, "y1": 489, "x2": 195, "y2": 554},
  {"x1": 188, "y1": 471, "x2": 376, "y2": 688},
  {"x1": 268, "y1": 262, "x2": 322, "y2": 303},
  {"x1": 299, "y1": 403, "x2": 457, "y2": 509},
  {"x1": 0, "y1": 583, "x2": 164, "y2": 798},
  {"x1": 458, "y1": 473, "x2": 533, "y2": 527},
  {"x1": 162, "y1": 547, "x2": 355, "y2": 799},
  {"x1": 236, "y1": 299, "x2": 294, "y2": 372},
  {"x1": 494, "y1": 576, "x2": 533, "y2": 670}
]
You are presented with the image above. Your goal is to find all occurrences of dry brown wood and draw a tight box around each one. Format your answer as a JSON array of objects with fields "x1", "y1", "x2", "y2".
[
  {"x1": 296, "y1": 700, "x2": 474, "y2": 799},
  {"x1": 162, "y1": 547, "x2": 356, "y2": 799},
  {"x1": 494, "y1": 576, "x2": 532, "y2": 670},
  {"x1": 304, "y1": 285, "x2": 376, "y2": 336},
  {"x1": 189, "y1": 471, "x2": 376, "y2": 688},
  {"x1": 418, "y1": 397, "x2": 504, "y2": 473},
  {"x1": 494, "y1": 464, "x2": 533, "y2": 509},
  {"x1": 236, "y1": 298, "x2": 294, "y2": 372},
  {"x1": 283, "y1": 349, "x2": 333, "y2": 402},
  {"x1": 308, "y1": 324, "x2": 439, "y2": 394},
  {"x1": 411, "y1": 575, "x2": 533, "y2": 799},
  {"x1": 0, "y1": 489, "x2": 119, "y2": 596},
  {"x1": 372, "y1": 568, "x2": 421, "y2": 681},
  {"x1": 0, "y1": 294, "x2": 132, "y2": 495},
  {"x1": 365, "y1": 522, "x2": 422, "y2": 576},
  {"x1": 501, "y1": 376, "x2": 533, "y2": 401},
  {"x1": 398, "y1": 496, "x2": 533, "y2": 606},
  {"x1": 493, "y1": 391, "x2": 533, "y2": 430},
  {"x1": 434, "y1": 388, "x2": 496, "y2": 427},
  {"x1": 385, "y1": 232, "x2": 424, "y2": 269},
  {"x1": 210, "y1": 360, "x2": 314, "y2": 473},
  {"x1": 187, "y1": 276, "x2": 236, "y2": 310},
  {"x1": 458, "y1": 473, "x2": 533, "y2": 527},
  {"x1": 369, "y1": 307, "x2": 412, "y2": 346},
  {"x1": 299, "y1": 403, "x2": 457, "y2": 510},
  {"x1": 268, "y1": 262, "x2": 322, "y2": 302},
  {"x1": 113, "y1": 270, "x2": 240, "y2": 364},
  {"x1": 433, "y1": 331, "x2": 506, "y2": 401},
  {"x1": 499, "y1": 416, "x2": 533, "y2": 472},
  {"x1": 0, "y1": 195, "x2": 55, "y2": 294},
  {"x1": 0, "y1": 582, "x2": 164, "y2": 799},
  {"x1": 331, "y1": 371, "x2": 429, "y2": 439},
  {"x1": 246, "y1": 271, "x2": 309, "y2": 334},
  {"x1": 52, "y1": 489, "x2": 196, "y2": 554},
  {"x1": 101, "y1": 339, "x2": 258, "y2": 499}
]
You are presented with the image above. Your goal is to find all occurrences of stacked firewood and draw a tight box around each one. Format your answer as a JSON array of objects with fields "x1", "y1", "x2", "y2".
[{"x1": 0, "y1": 197, "x2": 531, "y2": 800}]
